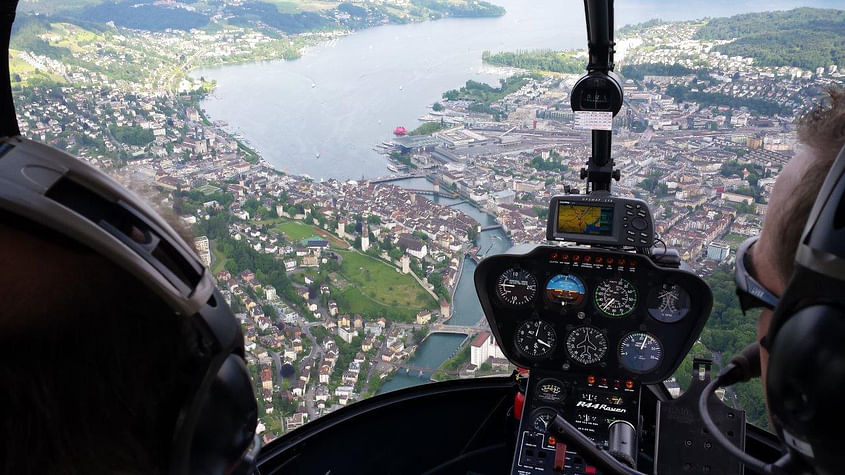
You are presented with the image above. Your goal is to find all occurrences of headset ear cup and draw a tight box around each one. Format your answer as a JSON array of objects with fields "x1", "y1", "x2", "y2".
[
  {"x1": 767, "y1": 305, "x2": 845, "y2": 471},
  {"x1": 189, "y1": 355, "x2": 258, "y2": 474}
]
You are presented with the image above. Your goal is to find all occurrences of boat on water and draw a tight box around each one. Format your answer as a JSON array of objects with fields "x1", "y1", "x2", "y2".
[
  {"x1": 393, "y1": 126, "x2": 407, "y2": 136},
  {"x1": 386, "y1": 164, "x2": 400, "y2": 173}
]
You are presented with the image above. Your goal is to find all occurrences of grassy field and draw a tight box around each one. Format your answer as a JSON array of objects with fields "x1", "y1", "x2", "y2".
[
  {"x1": 264, "y1": 0, "x2": 339, "y2": 13},
  {"x1": 9, "y1": 50, "x2": 66, "y2": 87},
  {"x1": 274, "y1": 220, "x2": 349, "y2": 248},
  {"x1": 337, "y1": 250, "x2": 436, "y2": 311},
  {"x1": 210, "y1": 241, "x2": 227, "y2": 275}
]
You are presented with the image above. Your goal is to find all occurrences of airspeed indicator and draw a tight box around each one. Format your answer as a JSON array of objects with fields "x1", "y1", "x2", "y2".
[{"x1": 594, "y1": 278, "x2": 638, "y2": 317}]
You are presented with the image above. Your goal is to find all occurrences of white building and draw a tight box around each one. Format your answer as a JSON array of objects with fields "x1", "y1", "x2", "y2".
[
  {"x1": 470, "y1": 332, "x2": 506, "y2": 368},
  {"x1": 193, "y1": 235, "x2": 211, "y2": 267}
]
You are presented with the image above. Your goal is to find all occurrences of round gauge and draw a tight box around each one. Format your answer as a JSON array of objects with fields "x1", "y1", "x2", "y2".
[
  {"x1": 618, "y1": 332, "x2": 663, "y2": 373},
  {"x1": 530, "y1": 407, "x2": 559, "y2": 433},
  {"x1": 514, "y1": 319, "x2": 557, "y2": 358},
  {"x1": 565, "y1": 326, "x2": 608, "y2": 365},
  {"x1": 594, "y1": 278, "x2": 638, "y2": 317},
  {"x1": 536, "y1": 378, "x2": 566, "y2": 404},
  {"x1": 647, "y1": 283, "x2": 691, "y2": 323},
  {"x1": 545, "y1": 274, "x2": 587, "y2": 307},
  {"x1": 496, "y1": 268, "x2": 538, "y2": 306}
]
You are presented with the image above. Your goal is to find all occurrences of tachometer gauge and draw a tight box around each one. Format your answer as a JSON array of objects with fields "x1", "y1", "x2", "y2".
[
  {"x1": 545, "y1": 274, "x2": 587, "y2": 308},
  {"x1": 514, "y1": 319, "x2": 557, "y2": 358},
  {"x1": 565, "y1": 326, "x2": 608, "y2": 365},
  {"x1": 496, "y1": 268, "x2": 538, "y2": 306},
  {"x1": 536, "y1": 378, "x2": 566, "y2": 404},
  {"x1": 594, "y1": 278, "x2": 638, "y2": 317},
  {"x1": 530, "y1": 407, "x2": 559, "y2": 433},
  {"x1": 618, "y1": 332, "x2": 663, "y2": 373},
  {"x1": 647, "y1": 283, "x2": 691, "y2": 323}
]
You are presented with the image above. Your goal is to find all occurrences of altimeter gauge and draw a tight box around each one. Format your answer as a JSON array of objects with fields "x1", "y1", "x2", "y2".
[
  {"x1": 594, "y1": 278, "x2": 638, "y2": 317},
  {"x1": 647, "y1": 282, "x2": 691, "y2": 323},
  {"x1": 514, "y1": 319, "x2": 557, "y2": 358},
  {"x1": 618, "y1": 332, "x2": 663, "y2": 373},
  {"x1": 565, "y1": 326, "x2": 608, "y2": 365},
  {"x1": 496, "y1": 268, "x2": 538, "y2": 306}
]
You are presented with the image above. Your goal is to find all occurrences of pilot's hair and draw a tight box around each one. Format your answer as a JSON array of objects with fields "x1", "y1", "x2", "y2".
[
  {"x1": 0, "y1": 211, "x2": 204, "y2": 474},
  {"x1": 772, "y1": 87, "x2": 845, "y2": 281}
]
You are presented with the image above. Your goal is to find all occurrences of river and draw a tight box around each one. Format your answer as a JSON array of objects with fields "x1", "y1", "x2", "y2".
[{"x1": 193, "y1": 0, "x2": 837, "y2": 394}]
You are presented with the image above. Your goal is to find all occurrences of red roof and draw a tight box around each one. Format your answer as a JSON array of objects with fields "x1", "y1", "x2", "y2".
[{"x1": 472, "y1": 331, "x2": 490, "y2": 347}]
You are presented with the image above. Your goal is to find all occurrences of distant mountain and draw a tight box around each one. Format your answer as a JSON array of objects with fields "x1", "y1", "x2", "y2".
[
  {"x1": 72, "y1": 1, "x2": 210, "y2": 32},
  {"x1": 695, "y1": 7, "x2": 845, "y2": 70}
]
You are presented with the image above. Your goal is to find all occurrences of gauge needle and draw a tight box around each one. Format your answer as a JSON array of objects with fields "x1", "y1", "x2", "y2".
[
  {"x1": 535, "y1": 324, "x2": 541, "y2": 337},
  {"x1": 640, "y1": 338, "x2": 647, "y2": 350},
  {"x1": 602, "y1": 298, "x2": 616, "y2": 310},
  {"x1": 537, "y1": 339, "x2": 551, "y2": 348},
  {"x1": 500, "y1": 283, "x2": 514, "y2": 288}
]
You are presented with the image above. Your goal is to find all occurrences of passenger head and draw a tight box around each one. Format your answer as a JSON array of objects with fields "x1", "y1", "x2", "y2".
[
  {"x1": 0, "y1": 212, "x2": 205, "y2": 474},
  {"x1": 753, "y1": 87, "x2": 845, "y2": 408}
]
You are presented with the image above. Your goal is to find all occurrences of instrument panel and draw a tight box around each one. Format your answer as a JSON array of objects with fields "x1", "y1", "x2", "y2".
[{"x1": 474, "y1": 245, "x2": 712, "y2": 384}]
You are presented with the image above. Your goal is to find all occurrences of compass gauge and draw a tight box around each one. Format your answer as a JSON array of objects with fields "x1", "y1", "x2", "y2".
[
  {"x1": 514, "y1": 319, "x2": 557, "y2": 358},
  {"x1": 594, "y1": 278, "x2": 638, "y2": 317},
  {"x1": 565, "y1": 326, "x2": 608, "y2": 365},
  {"x1": 496, "y1": 268, "x2": 538, "y2": 306}
]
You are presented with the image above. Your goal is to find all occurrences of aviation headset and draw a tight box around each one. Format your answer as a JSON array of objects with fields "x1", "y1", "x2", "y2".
[
  {"x1": 763, "y1": 141, "x2": 845, "y2": 475},
  {"x1": 0, "y1": 136, "x2": 258, "y2": 474}
]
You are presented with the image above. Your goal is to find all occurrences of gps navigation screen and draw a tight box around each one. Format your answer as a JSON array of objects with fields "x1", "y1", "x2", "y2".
[{"x1": 557, "y1": 203, "x2": 614, "y2": 236}]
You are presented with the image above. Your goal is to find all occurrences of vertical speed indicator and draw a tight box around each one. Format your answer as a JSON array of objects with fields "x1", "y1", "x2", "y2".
[{"x1": 496, "y1": 268, "x2": 538, "y2": 306}]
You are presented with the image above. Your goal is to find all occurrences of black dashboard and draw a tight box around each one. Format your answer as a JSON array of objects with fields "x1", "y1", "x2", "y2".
[
  {"x1": 474, "y1": 244, "x2": 713, "y2": 474},
  {"x1": 474, "y1": 244, "x2": 712, "y2": 385}
]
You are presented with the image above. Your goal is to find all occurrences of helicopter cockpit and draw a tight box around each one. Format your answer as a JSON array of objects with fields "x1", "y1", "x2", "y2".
[
  {"x1": 254, "y1": 2, "x2": 786, "y2": 474},
  {"x1": 4, "y1": 0, "x2": 845, "y2": 474}
]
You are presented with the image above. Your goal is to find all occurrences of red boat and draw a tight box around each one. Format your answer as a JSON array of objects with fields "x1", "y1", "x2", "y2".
[{"x1": 393, "y1": 126, "x2": 407, "y2": 136}]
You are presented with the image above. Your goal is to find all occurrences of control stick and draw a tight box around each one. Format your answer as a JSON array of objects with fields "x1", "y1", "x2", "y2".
[{"x1": 548, "y1": 415, "x2": 646, "y2": 475}]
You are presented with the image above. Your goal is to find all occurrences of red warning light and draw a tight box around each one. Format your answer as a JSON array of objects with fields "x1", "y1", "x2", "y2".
[
  {"x1": 600, "y1": 378, "x2": 608, "y2": 386},
  {"x1": 551, "y1": 252, "x2": 558, "y2": 260},
  {"x1": 561, "y1": 254, "x2": 569, "y2": 261},
  {"x1": 630, "y1": 260, "x2": 637, "y2": 267},
  {"x1": 573, "y1": 255, "x2": 581, "y2": 262},
  {"x1": 595, "y1": 256, "x2": 603, "y2": 264},
  {"x1": 587, "y1": 375, "x2": 596, "y2": 385},
  {"x1": 618, "y1": 258, "x2": 626, "y2": 265},
  {"x1": 606, "y1": 257, "x2": 614, "y2": 265},
  {"x1": 584, "y1": 255, "x2": 592, "y2": 263},
  {"x1": 625, "y1": 380, "x2": 634, "y2": 389}
]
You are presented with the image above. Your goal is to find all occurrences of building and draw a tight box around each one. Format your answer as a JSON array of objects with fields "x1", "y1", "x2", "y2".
[
  {"x1": 706, "y1": 242, "x2": 730, "y2": 262},
  {"x1": 264, "y1": 286, "x2": 277, "y2": 302},
  {"x1": 194, "y1": 235, "x2": 211, "y2": 267},
  {"x1": 400, "y1": 254, "x2": 411, "y2": 274},
  {"x1": 416, "y1": 310, "x2": 432, "y2": 325},
  {"x1": 339, "y1": 326, "x2": 358, "y2": 344},
  {"x1": 470, "y1": 332, "x2": 506, "y2": 367},
  {"x1": 361, "y1": 224, "x2": 370, "y2": 252}
]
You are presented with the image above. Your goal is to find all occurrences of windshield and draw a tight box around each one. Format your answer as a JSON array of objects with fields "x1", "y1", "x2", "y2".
[{"x1": 10, "y1": 0, "x2": 845, "y2": 443}]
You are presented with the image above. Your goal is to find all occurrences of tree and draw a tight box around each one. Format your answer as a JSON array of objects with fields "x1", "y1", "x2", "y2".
[{"x1": 432, "y1": 102, "x2": 444, "y2": 111}]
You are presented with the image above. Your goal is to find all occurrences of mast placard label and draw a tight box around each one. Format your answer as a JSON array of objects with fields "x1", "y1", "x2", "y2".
[{"x1": 574, "y1": 111, "x2": 613, "y2": 131}]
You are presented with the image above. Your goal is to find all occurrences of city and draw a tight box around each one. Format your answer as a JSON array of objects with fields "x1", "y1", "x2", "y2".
[{"x1": 9, "y1": 1, "x2": 845, "y2": 442}]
